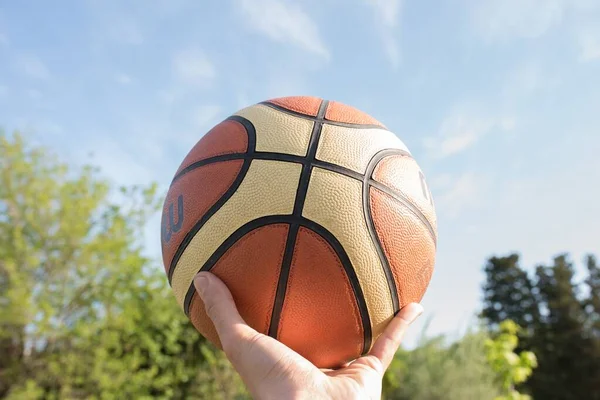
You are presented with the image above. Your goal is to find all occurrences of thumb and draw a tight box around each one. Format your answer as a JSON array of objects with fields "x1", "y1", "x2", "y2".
[{"x1": 193, "y1": 271, "x2": 256, "y2": 355}]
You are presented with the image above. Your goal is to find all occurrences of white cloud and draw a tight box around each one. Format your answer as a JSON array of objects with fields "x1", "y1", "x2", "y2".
[
  {"x1": 172, "y1": 49, "x2": 216, "y2": 86},
  {"x1": 16, "y1": 54, "x2": 50, "y2": 80},
  {"x1": 115, "y1": 73, "x2": 133, "y2": 85},
  {"x1": 382, "y1": 30, "x2": 400, "y2": 68},
  {"x1": 424, "y1": 111, "x2": 497, "y2": 159},
  {"x1": 432, "y1": 171, "x2": 486, "y2": 218},
  {"x1": 471, "y1": 0, "x2": 600, "y2": 53},
  {"x1": 236, "y1": 0, "x2": 329, "y2": 59},
  {"x1": 503, "y1": 62, "x2": 543, "y2": 98},
  {"x1": 577, "y1": 29, "x2": 600, "y2": 61},
  {"x1": 471, "y1": 0, "x2": 567, "y2": 42},
  {"x1": 367, "y1": 0, "x2": 402, "y2": 28},
  {"x1": 366, "y1": 0, "x2": 402, "y2": 67}
]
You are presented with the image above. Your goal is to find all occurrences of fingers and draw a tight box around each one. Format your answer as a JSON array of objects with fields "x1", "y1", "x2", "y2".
[
  {"x1": 368, "y1": 303, "x2": 423, "y2": 371},
  {"x1": 194, "y1": 271, "x2": 318, "y2": 389},
  {"x1": 193, "y1": 271, "x2": 256, "y2": 355}
]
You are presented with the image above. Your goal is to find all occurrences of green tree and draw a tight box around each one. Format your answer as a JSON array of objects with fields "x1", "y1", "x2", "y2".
[
  {"x1": 584, "y1": 254, "x2": 600, "y2": 338},
  {"x1": 484, "y1": 320, "x2": 537, "y2": 400},
  {"x1": 480, "y1": 252, "x2": 600, "y2": 399},
  {"x1": 0, "y1": 130, "x2": 247, "y2": 399},
  {"x1": 529, "y1": 254, "x2": 599, "y2": 400},
  {"x1": 480, "y1": 254, "x2": 540, "y2": 335},
  {"x1": 383, "y1": 325, "x2": 502, "y2": 400},
  {"x1": 584, "y1": 254, "x2": 600, "y2": 395}
]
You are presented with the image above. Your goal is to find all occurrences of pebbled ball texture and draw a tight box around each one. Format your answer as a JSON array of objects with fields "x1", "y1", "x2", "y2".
[{"x1": 160, "y1": 96, "x2": 437, "y2": 369}]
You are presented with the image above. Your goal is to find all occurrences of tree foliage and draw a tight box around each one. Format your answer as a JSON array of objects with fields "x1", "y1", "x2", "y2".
[
  {"x1": 0, "y1": 130, "x2": 247, "y2": 399},
  {"x1": 484, "y1": 320, "x2": 537, "y2": 400},
  {"x1": 383, "y1": 327, "x2": 502, "y2": 400},
  {"x1": 481, "y1": 252, "x2": 600, "y2": 400}
]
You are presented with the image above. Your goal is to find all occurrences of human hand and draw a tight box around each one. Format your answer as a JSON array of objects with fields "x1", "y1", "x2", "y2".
[{"x1": 193, "y1": 271, "x2": 423, "y2": 400}]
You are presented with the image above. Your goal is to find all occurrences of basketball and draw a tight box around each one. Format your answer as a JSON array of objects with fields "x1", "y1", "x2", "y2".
[{"x1": 160, "y1": 96, "x2": 437, "y2": 369}]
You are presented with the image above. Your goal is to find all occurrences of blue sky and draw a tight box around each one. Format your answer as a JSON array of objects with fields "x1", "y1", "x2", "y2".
[{"x1": 1, "y1": 0, "x2": 599, "y2": 347}]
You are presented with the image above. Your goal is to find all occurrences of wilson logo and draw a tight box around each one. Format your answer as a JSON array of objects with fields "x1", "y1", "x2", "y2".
[{"x1": 161, "y1": 195, "x2": 184, "y2": 243}]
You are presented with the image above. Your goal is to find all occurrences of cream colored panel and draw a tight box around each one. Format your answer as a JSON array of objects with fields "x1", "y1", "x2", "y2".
[
  {"x1": 302, "y1": 167, "x2": 394, "y2": 344},
  {"x1": 171, "y1": 160, "x2": 301, "y2": 307},
  {"x1": 316, "y1": 124, "x2": 410, "y2": 174},
  {"x1": 235, "y1": 104, "x2": 314, "y2": 156}
]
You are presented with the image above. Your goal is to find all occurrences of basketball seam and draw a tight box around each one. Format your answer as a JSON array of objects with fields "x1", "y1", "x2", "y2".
[
  {"x1": 266, "y1": 226, "x2": 288, "y2": 334},
  {"x1": 264, "y1": 99, "x2": 321, "y2": 118},
  {"x1": 369, "y1": 188, "x2": 404, "y2": 312},
  {"x1": 168, "y1": 149, "x2": 436, "y2": 287},
  {"x1": 180, "y1": 215, "x2": 372, "y2": 355},
  {"x1": 280, "y1": 227, "x2": 364, "y2": 355},
  {"x1": 173, "y1": 153, "x2": 245, "y2": 184},
  {"x1": 268, "y1": 99, "x2": 329, "y2": 340},
  {"x1": 169, "y1": 148, "x2": 437, "y2": 248},
  {"x1": 369, "y1": 181, "x2": 436, "y2": 244},
  {"x1": 183, "y1": 217, "x2": 287, "y2": 315},
  {"x1": 367, "y1": 150, "x2": 437, "y2": 243},
  {"x1": 362, "y1": 150, "x2": 410, "y2": 315},
  {"x1": 371, "y1": 156, "x2": 437, "y2": 239},
  {"x1": 167, "y1": 116, "x2": 256, "y2": 284},
  {"x1": 300, "y1": 218, "x2": 372, "y2": 354},
  {"x1": 369, "y1": 187, "x2": 436, "y2": 308},
  {"x1": 276, "y1": 230, "x2": 300, "y2": 339},
  {"x1": 170, "y1": 151, "x2": 366, "y2": 186},
  {"x1": 260, "y1": 102, "x2": 388, "y2": 131},
  {"x1": 268, "y1": 223, "x2": 299, "y2": 338}
]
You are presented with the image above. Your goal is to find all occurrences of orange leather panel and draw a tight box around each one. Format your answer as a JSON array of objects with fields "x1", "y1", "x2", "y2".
[
  {"x1": 277, "y1": 227, "x2": 364, "y2": 369},
  {"x1": 202, "y1": 224, "x2": 289, "y2": 338},
  {"x1": 189, "y1": 293, "x2": 222, "y2": 349},
  {"x1": 266, "y1": 96, "x2": 322, "y2": 117},
  {"x1": 175, "y1": 119, "x2": 248, "y2": 175},
  {"x1": 369, "y1": 187, "x2": 436, "y2": 307},
  {"x1": 372, "y1": 155, "x2": 437, "y2": 235},
  {"x1": 161, "y1": 160, "x2": 243, "y2": 274},
  {"x1": 325, "y1": 101, "x2": 386, "y2": 128}
]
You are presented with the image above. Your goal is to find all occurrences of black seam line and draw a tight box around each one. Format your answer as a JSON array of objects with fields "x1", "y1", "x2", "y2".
[
  {"x1": 166, "y1": 116, "x2": 257, "y2": 284},
  {"x1": 267, "y1": 223, "x2": 299, "y2": 338},
  {"x1": 367, "y1": 181, "x2": 437, "y2": 246},
  {"x1": 366, "y1": 148, "x2": 437, "y2": 246},
  {"x1": 168, "y1": 146, "x2": 435, "y2": 286},
  {"x1": 182, "y1": 215, "x2": 372, "y2": 354},
  {"x1": 171, "y1": 153, "x2": 245, "y2": 184},
  {"x1": 363, "y1": 150, "x2": 403, "y2": 314},
  {"x1": 170, "y1": 115, "x2": 253, "y2": 185},
  {"x1": 170, "y1": 150, "x2": 366, "y2": 187},
  {"x1": 259, "y1": 101, "x2": 389, "y2": 131},
  {"x1": 292, "y1": 100, "x2": 329, "y2": 216},
  {"x1": 168, "y1": 146, "x2": 434, "y2": 290},
  {"x1": 267, "y1": 99, "x2": 330, "y2": 341}
]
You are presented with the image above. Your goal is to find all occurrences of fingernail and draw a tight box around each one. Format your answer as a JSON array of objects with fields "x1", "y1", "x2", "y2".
[
  {"x1": 401, "y1": 303, "x2": 424, "y2": 324},
  {"x1": 194, "y1": 273, "x2": 209, "y2": 298}
]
